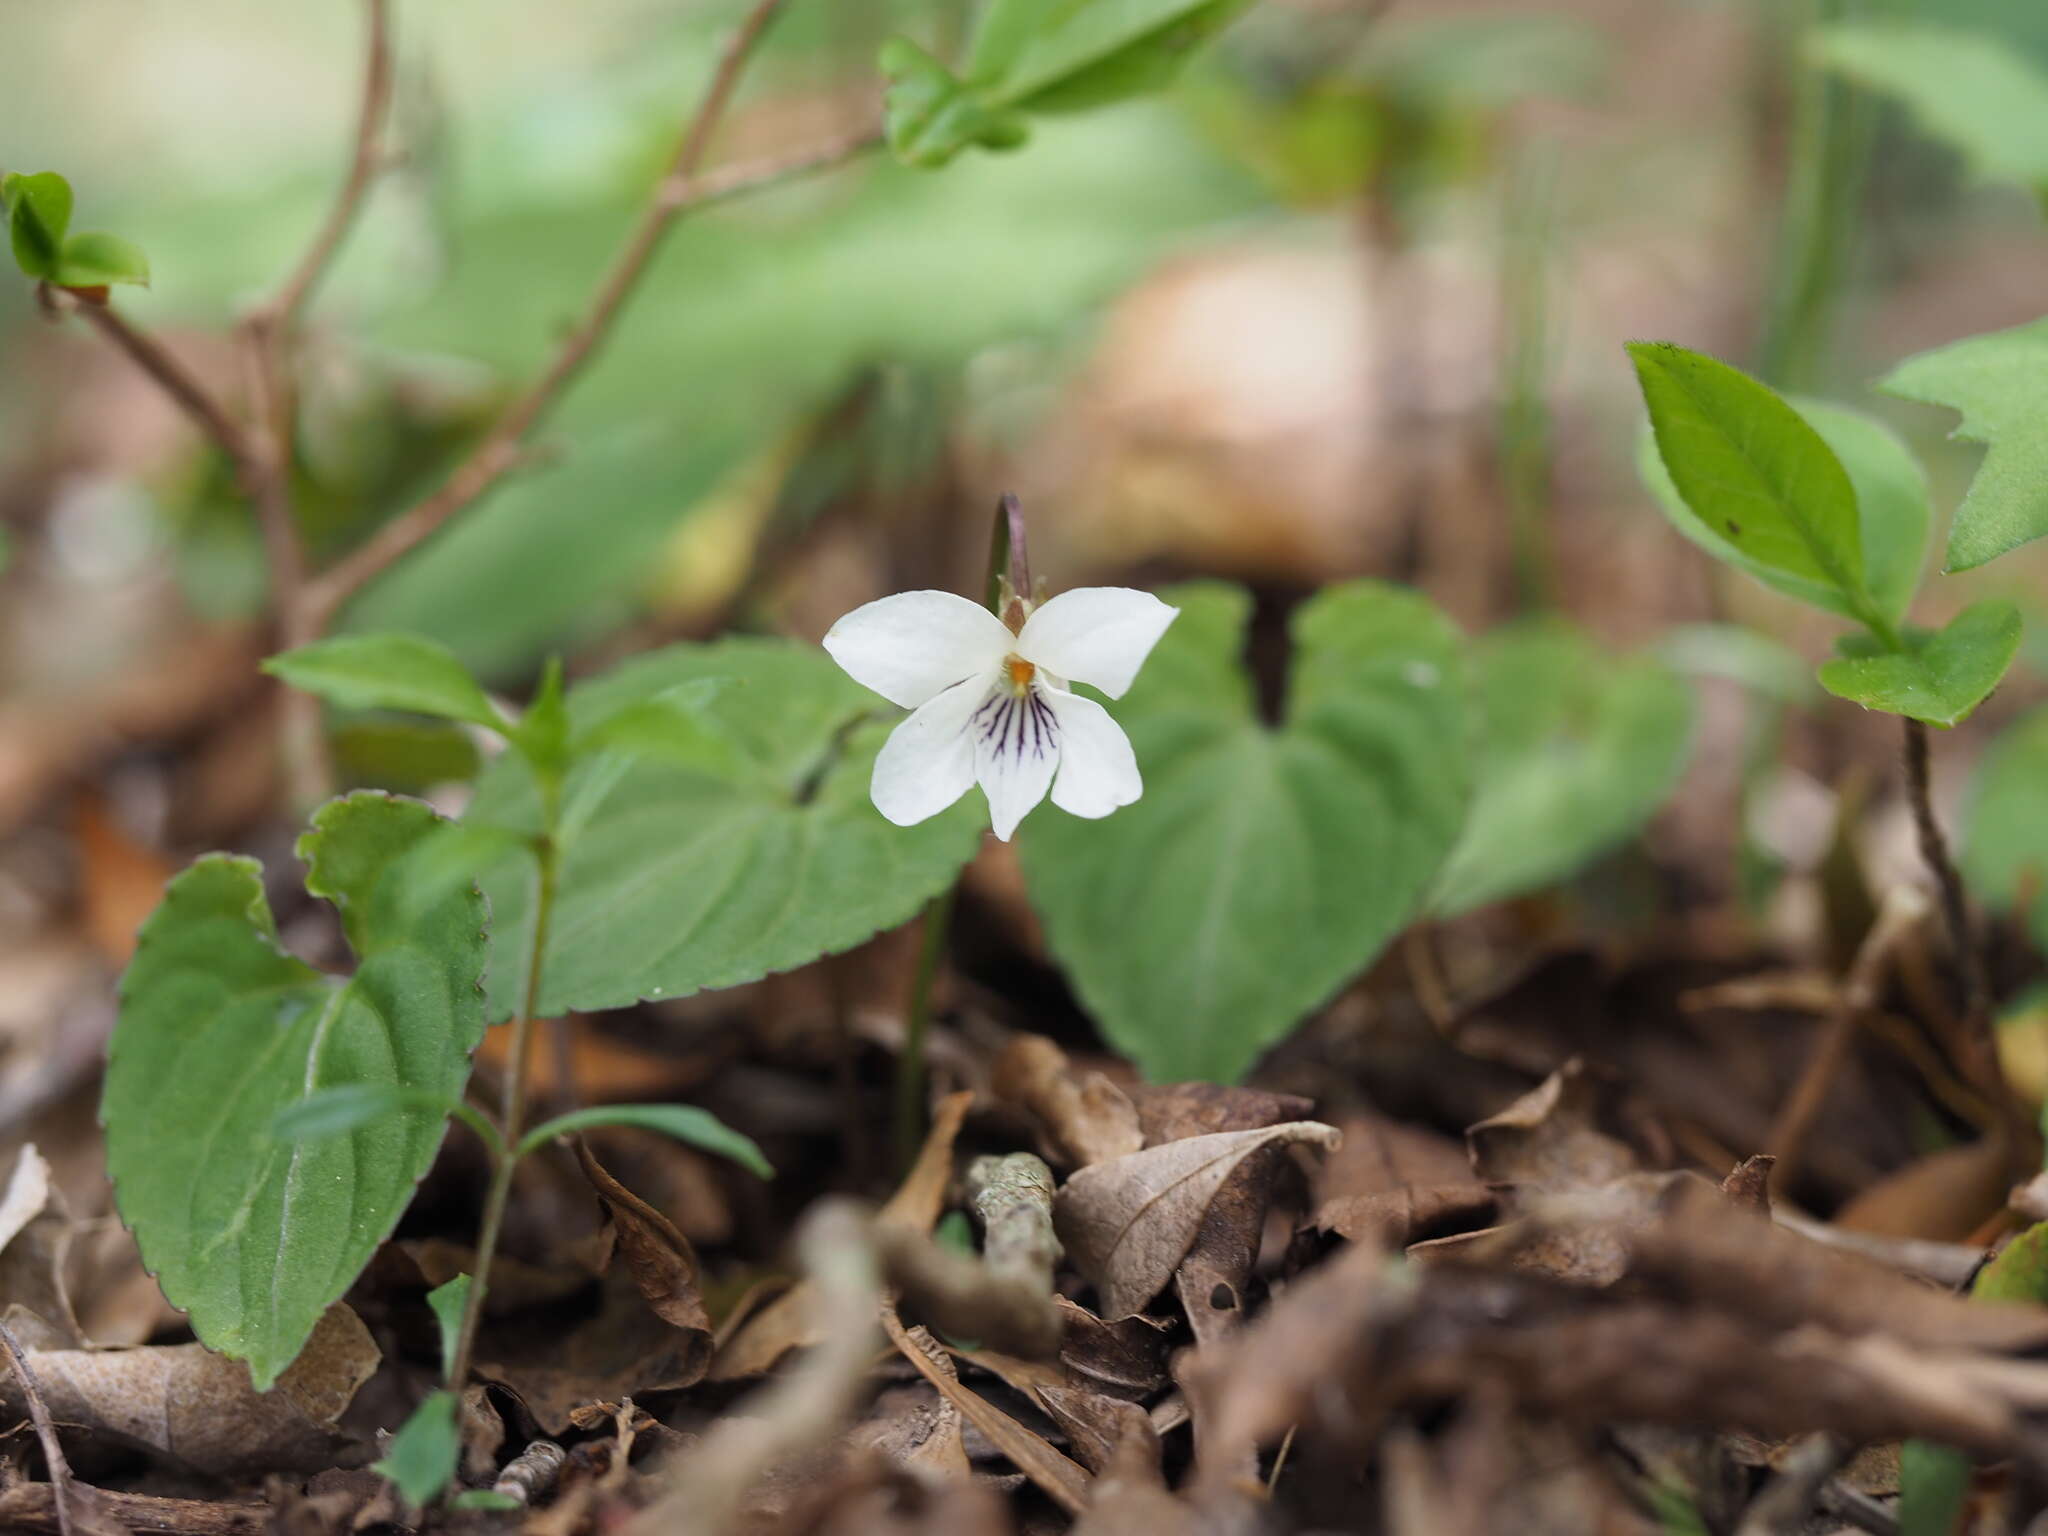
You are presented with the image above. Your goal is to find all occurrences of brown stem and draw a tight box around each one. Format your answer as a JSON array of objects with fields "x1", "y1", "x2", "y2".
[
  {"x1": 0, "y1": 1317, "x2": 81, "y2": 1536},
  {"x1": 58, "y1": 294, "x2": 258, "y2": 476},
  {"x1": 300, "y1": 0, "x2": 876, "y2": 631},
  {"x1": 1902, "y1": 716, "x2": 1987, "y2": 1025}
]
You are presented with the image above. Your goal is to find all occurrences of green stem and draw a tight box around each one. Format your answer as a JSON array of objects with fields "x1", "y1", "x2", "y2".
[
  {"x1": 893, "y1": 887, "x2": 955, "y2": 1177},
  {"x1": 444, "y1": 831, "x2": 558, "y2": 1394}
]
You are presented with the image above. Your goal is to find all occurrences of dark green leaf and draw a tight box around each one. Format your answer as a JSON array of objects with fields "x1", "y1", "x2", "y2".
[
  {"x1": 333, "y1": 719, "x2": 482, "y2": 793},
  {"x1": 465, "y1": 638, "x2": 980, "y2": 1018},
  {"x1": 1817, "y1": 599, "x2": 2022, "y2": 727},
  {"x1": 1883, "y1": 316, "x2": 2048, "y2": 572},
  {"x1": 264, "y1": 634, "x2": 507, "y2": 731},
  {"x1": 1898, "y1": 1439, "x2": 1970, "y2": 1536},
  {"x1": 1018, "y1": 581, "x2": 1468, "y2": 1083},
  {"x1": 1628, "y1": 342, "x2": 1878, "y2": 628},
  {"x1": 56, "y1": 230, "x2": 150, "y2": 288},
  {"x1": 426, "y1": 1274, "x2": 469, "y2": 1381},
  {"x1": 567, "y1": 682, "x2": 738, "y2": 776},
  {"x1": 105, "y1": 793, "x2": 489, "y2": 1389},
  {"x1": 515, "y1": 1103, "x2": 772, "y2": 1178},
  {"x1": 375, "y1": 1391, "x2": 459, "y2": 1509},
  {"x1": 508, "y1": 656, "x2": 571, "y2": 786},
  {"x1": 1432, "y1": 621, "x2": 1694, "y2": 916},
  {"x1": 4, "y1": 171, "x2": 71, "y2": 280}
]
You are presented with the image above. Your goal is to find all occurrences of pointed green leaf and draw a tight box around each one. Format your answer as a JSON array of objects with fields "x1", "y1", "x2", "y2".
[
  {"x1": 1431, "y1": 620, "x2": 1694, "y2": 917},
  {"x1": 4, "y1": 171, "x2": 71, "y2": 280},
  {"x1": 1018, "y1": 581, "x2": 1468, "y2": 1083},
  {"x1": 1962, "y1": 704, "x2": 2048, "y2": 954},
  {"x1": 508, "y1": 655, "x2": 571, "y2": 785},
  {"x1": 464, "y1": 638, "x2": 980, "y2": 1017},
  {"x1": 375, "y1": 1391, "x2": 460, "y2": 1508},
  {"x1": 426, "y1": 1275, "x2": 470, "y2": 1381},
  {"x1": 1811, "y1": 23, "x2": 2048, "y2": 198},
  {"x1": 568, "y1": 682, "x2": 739, "y2": 776},
  {"x1": 515, "y1": 1103, "x2": 771, "y2": 1177},
  {"x1": 105, "y1": 793, "x2": 489, "y2": 1389},
  {"x1": 1883, "y1": 316, "x2": 2048, "y2": 572},
  {"x1": 1635, "y1": 395, "x2": 1929, "y2": 628},
  {"x1": 264, "y1": 633, "x2": 508, "y2": 731},
  {"x1": 989, "y1": 0, "x2": 1256, "y2": 112},
  {"x1": 1628, "y1": 342, "x2": 1876, "y2": 626},
  {"x1": 1817, "y1": 599, "x2": 2021, "y2": 727},
  {"x1": 56, "y1": 231, "x2": 150, "y2": 289}
]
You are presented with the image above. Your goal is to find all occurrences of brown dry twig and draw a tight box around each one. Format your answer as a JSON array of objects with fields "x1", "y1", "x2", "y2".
[
  {"x1": 0, "y1": 1317, "x2": 83, "y2": 1536},
  {"x1": 53, "y1": 293, "x2": 258, "y2": 478}
]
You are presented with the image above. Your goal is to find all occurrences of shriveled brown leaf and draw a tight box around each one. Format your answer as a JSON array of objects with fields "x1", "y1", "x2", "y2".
[
  {"x1": 1037, "y1": 1386, "x2": 1158, "y2": 1477},
  {"x1": 1054, "y1": 1121, "x2": 1341, "y2": 1319},
  {"x1": 880, "y1": 1306, "x2": 1091, "y2": 1516},
  {"x1": 0, "y1": 1303, "x2": 377, "y2": 1478},
  {"x1": 1129, "y1": 1081, "x2": 1315, "y2": 1144},
  {"x1": 1055, "y1": 1299, "x2": 1176, "y2": 1398},
  {"x1": 853, "y1": 1384, "x2": 971, "y2": 1482},
  {"x1": 1312, "y1": 1110, "x2": 1497, "y2": 1247},
  {"x1": 574, "y1": 1137, "x2": 713, "y2": 1348},
  {"x1": 1720, "y1": 1154, "x2": 1774, "y2": 1215},
  {"x1": 478, "y1": 1269, "x2": 710, "y2": 1434},
  {"x1": 712, "y1": 1092, "x2": 972, "y2": 1381},
  {"x1": 1833, "y1": 1133, "x2": 2013, "y2": 1241},
  {"x1": 1466, "y1": 1059, "x2": 1637, "y2": 1191},
  {"x1": 990, "y1": 1035, "x2": 1141, "y2": 1169}
]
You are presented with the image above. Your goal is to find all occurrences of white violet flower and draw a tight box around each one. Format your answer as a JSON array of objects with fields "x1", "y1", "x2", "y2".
[{"x1": 823, "y1": 586, "x2": 1179, "y2": 840}]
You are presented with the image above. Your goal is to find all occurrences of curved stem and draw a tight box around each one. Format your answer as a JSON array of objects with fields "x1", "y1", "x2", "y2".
[
  {"x1": 892, "y1": 888, "x2": 954, "y2": 1177},
  {"x1": 1902, "y1": 717, "x2": 1985, "y2": 1026}
]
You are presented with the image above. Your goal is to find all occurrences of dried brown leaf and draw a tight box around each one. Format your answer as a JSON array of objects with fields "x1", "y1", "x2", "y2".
[
  {"x1": 1129, "y1": 1081, "x2": 1315, "y2": 1144},
  {"x1": 990, "y1": 1036, "x2": 1141, "y2": 1169},
  {"x1": 1466, "y1": 1060, "x2": 1636, "y2": 1191},
  {"x1": 1054, "y1": 1121, "x2": 1341, "y2": 1319},
  {"x1": 574, "y1": 1138, "x2": 713, "y2": 1344},
  {"x1": 0, "y1": 1303, "x2": 378, "y2": 1478}
]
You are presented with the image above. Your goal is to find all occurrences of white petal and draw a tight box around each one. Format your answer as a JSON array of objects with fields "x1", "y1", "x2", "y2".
[
  {"x1": 1044, "y1": 688, "x2": 1142, "y2": 819},
  {"x1": 824, "y1": 591, "x2": 1015, "y2": 709},
  {"x1": 870, "y1": 674, "x2": 991, "y2": 826},
  {"x1": 1016, "y1": 587, "x2": 1178, "y2": 699},
  {"x1": 972, "y1": 685, "x2": 1062, "y2": 841}
]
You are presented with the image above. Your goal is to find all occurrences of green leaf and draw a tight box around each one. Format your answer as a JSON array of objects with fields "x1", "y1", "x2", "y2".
[
  {"x1": 567, "y1": 682, "x2": 738, "y2": 776},
  {"x1": 264, "y1": 634, "x2": 507, "y2": 731},
  {"x1": 1431, "y1": 621, "x2": 1695, "y2": 917},
  {"x1": 464, "y1": 637, "x2": 981, "y2": 1018},
  {"x1": 375, "y1": 1391, "x2": 460, "y2": 1509},
  {"x1": 271, "y1": 1084, "x2": 415, "y2": 1141},
  {"x1": 987, "y1": 0, "x2": 1256, "y2": 112},
  {"x1": 1882, "y1": 316, "x2": 2048, "y2": 572},
  {"x1": 1898, "y1": 1439, "x2": 1970, "y2": 1536},
  {"x1": 451, "y1": 1491, "x2": 522, "y2": 1512},
  {"x1": 426, "y1": 1275, "x2": 469, "y2": 1381},
  {"x1": 1657, "y1": 623, "x2": 1815, "y2": 705},
  {"x1": 1811, "y1": 23, "x2": 2048, "y2": 198},
  {"x1": 333, "y1": 719, "x2": 482, "y2": 793},
  {"x1": 55, "y1": 231, "x2": 150, "y2": 289},
  {"x1": 881, "y1": 37, "x2": 1031, "y2": 169},
  {"x1": 1962, "y1": 704, "x2": 2048, "y2": 953},
  {"x1": 4, "y1": 171, "x2": 71, "y2": 281},
  {"x1": 1627, "y1": 342, "x2": 1878, "y2": 630},
  {"x1": 1636, "y1": 395, "x2": 1928, "y2": 629},
  {"x1": 1816, "y1": 599, "x2": 2022, "y2": 727},
  {"x1": 515, "y1": 1103, "x2": 772, "y2": 1178},
  {"x1": 104, "y1": 792, "x2": 489, "y2": 1389},
  {"x1": 508, "y1": 655, "x2": 571, "y2": 786},
  {"x1": 1018, "y1": 581, "x2": 1468, "y2": 1083}
]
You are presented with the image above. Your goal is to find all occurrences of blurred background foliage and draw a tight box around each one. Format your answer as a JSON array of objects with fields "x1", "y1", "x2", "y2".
[{"x1": 5, "y1": 0, "x2": 2048, "y2": 689}]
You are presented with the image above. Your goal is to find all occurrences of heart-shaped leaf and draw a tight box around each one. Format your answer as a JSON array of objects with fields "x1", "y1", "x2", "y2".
[
  {"x1": 1636, "y1": 396, "x2": 1929, "y2": 627},
  {"x1": 1817, "y1": 599, "x2": 2022, "y2": 728},
  {"x1": 1628, "y1": 342, "x2": 1880, "y2": 628},
  {"x1": 104, "y1": 792, "x2": 488, "y2": 1389},
  {"x1": 1882, "y1": 316, "x2": 2048, "y2": 573},
  {"x1": 1018, "y1": 581, "x2": 1468, "y2": 1083},
  {"x1": 464, "y1": 637, "x2": 982, "y2": 1017},
  {"x1": 1431, "y1": 620, "x2": 1694, "y2": 917}
]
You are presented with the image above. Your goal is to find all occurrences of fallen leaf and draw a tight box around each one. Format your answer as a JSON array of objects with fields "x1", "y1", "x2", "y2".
[
  {"x1": 1834, "y1": 1134, "x2": 2013, "y2": 1241},
  {"x1": 574, "y1": 1138, "x2": 713, "y2": 1346},
  {"x1": 1466, "y1": 1060, "x2": 1638, "y2": 1191},
  {"x1": 990, "y1": 1035, "x2": 1142, "y2": 1169},
  {"x1": 0, "y1": 1303, "x2": 378, "y2": 1478},
  {"x1": 478, "y1": 1270, "x2": 709, "y2": 1434},
  {"x1": 1129, "y1": 1081, "x2": 1315, "y2": 1145},
  {"x1": 71, "y1": 789, "x2": 172, "y2": 967},
  {"x1": 853, "y1": 1384, "x2": 971, "y2": 1481},
  {"x1": 1055, "y1": 1121, "x2": 1342, "y2": 1319},
  {"x1": 1068, "y1": 1402, "x2": 1189, "y2": 1536}
]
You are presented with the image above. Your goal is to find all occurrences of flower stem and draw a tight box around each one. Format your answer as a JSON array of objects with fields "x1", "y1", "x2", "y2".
[
  {"x1": 444, "y1": 831, "x2": 558, "y2": 1394},
  {"x1": 893, "y1": 887, "x2": 954, "y2": 1177}
]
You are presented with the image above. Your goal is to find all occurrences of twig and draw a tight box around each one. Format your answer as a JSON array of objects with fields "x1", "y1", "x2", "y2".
[
  {"x1": 300, "y1": 0, "x2": 874, "y2": 630},
  {"x1": 1765, "y1": 885, "x2": 1926, "y2": 1191},
  {"x1": 251, "y1": 0, "x2": 394, "y2": 331},
  {"x1": 1903, "y1": 717, "x2": 1987, "y2": 1025},
  {"x1": 1734, "y1": 1432, "x2": 1851, "y2": 1536},
  {"x1": 55, "y1": 293, "x2": 258, "y2": 477},
  {"x1": 0, "y1": 1485, "x2": 263, "y2": 1536},
  {"x1": 0, "y1": 1317, "x2": 81, "y2": 1536}
]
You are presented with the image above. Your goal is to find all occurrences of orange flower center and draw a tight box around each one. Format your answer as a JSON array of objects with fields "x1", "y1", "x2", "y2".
[{"x1": 1003, "y1": 653, "x2": 1037, "y2": 695}]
